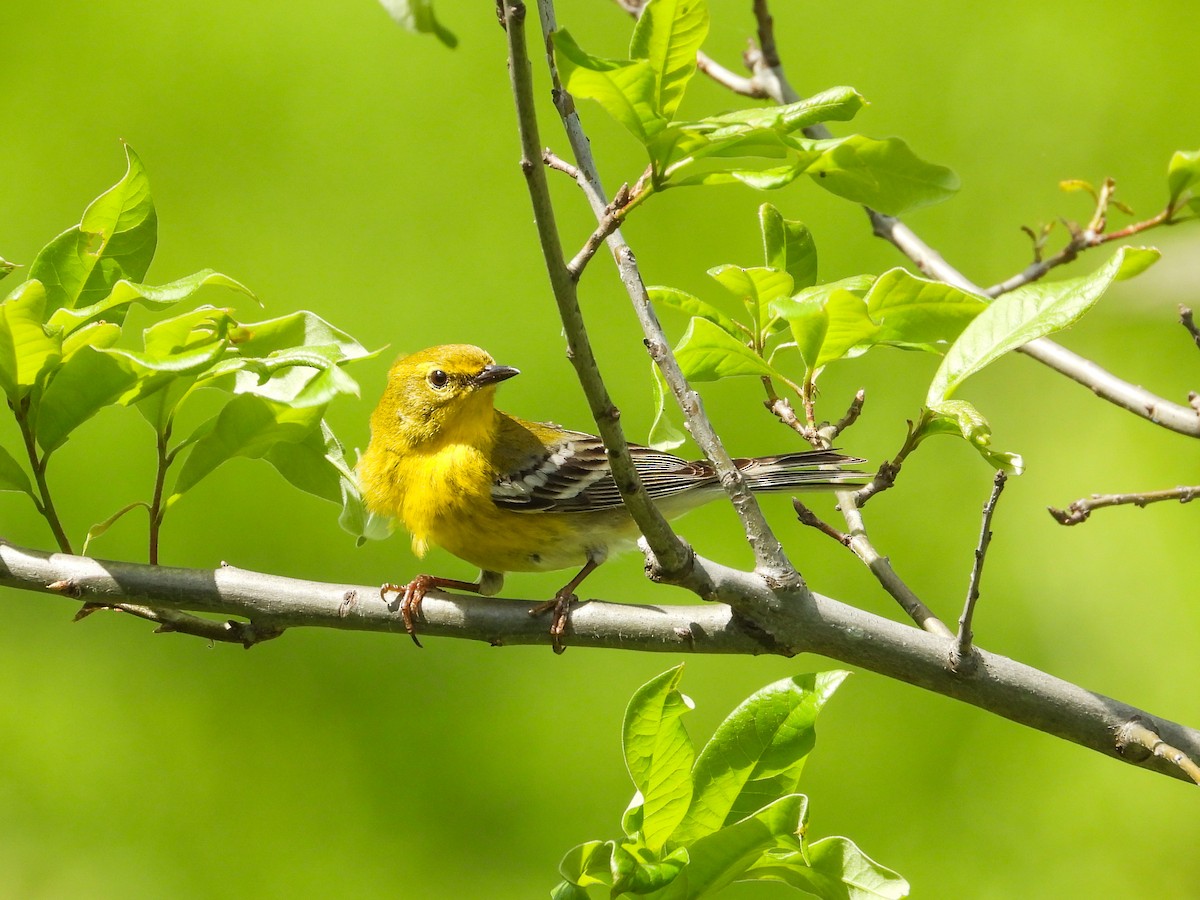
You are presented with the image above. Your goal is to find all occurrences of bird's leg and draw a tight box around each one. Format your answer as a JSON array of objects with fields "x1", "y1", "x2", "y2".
[
  {"x1": 528, "y1": 558, "x2": 599, "y2": 654},
  {"x1": 380, "y1": 575, "x2": 489, "y2": 648}
]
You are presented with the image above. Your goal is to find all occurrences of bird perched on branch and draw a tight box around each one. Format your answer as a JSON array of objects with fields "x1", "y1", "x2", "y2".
[{"x1": 357, "y1": 344, "x2": 863, "y2": 652}]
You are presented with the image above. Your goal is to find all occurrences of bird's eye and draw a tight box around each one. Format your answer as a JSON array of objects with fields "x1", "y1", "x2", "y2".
[{"x1": 428, "y1": 369, "x2": 449, "y2": 389}]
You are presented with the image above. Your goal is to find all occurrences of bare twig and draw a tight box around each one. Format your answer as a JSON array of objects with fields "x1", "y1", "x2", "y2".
[
  {"x1": 1048, "y1": 484, "x2": 1199, "y2": 525},
  {"x1": 499, "y1": 0, "x2": 691, "y2": 578},
  {"x1": 697, "y1": 50, "x2": 764, "y2": 98},
  {"x1": 792, "y1": 498, "x2": 850, "y2": 545},
  {"x1": 1181, "y1": 305, "x2": 1200, "y2": 352},
  {"x1": 984, "y1": 206, "x2": 1172, "y2": 298},
  {"x1": 542, "y1": 148, "x2": 580, "y2": 179},
  {"x1": 7, "y1": 538, "x2": 1199, "y2": 782},
  {"x1": 1117, "y1": 718, "x2": 1200, "y2": 786},
  {"x1": 565, "y1": 183, "x2": 631, "y2": 279},
  {"x1": 534, "y1": 0, "x2": 800, "y2": 585},
  {"x1": 952, "y1": 471, "x2": 1008, "y2": 671}
]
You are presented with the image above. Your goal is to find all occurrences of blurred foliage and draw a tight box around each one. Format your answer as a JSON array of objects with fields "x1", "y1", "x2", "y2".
[{"x1": 1, "y1": 0, "x2": 1199, "y2": 898}]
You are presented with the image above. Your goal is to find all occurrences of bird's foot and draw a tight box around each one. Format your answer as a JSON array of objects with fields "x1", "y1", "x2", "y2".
[
  {"x1": 380, "y1": 574, "x2": 439, "y2": 648},
  {"x1": 529, "y1": 589, "x2": 576, "y2": 655}
]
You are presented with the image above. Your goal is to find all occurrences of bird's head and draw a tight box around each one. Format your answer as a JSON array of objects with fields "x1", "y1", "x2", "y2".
[{"x1": 371, "y1": 344, "x2": 520, "y2": 448}]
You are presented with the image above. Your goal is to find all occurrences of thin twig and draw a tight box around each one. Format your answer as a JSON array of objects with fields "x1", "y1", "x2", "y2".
[
  {"x1": 1181, "y1": 306, "x2": 1200, "y2": 352},
  {"x1": 697, "y1": 50, "x2": 764, "y2": 98},
  {"x1": 565, "y1": 183, "x2": 631, "y2": 279},
  {"x1": 952, "y1": 471, "x2": 1008, "y2": 671},
  {"x1": 984, "y1": 207, "x2": 1172, "y2": 298},
  {"x1": 542, "y1": 148, "x2": 580, "y2": 179},
  {"x1": 1117, "y1": 718, "x2": 1200, "y2": 786},
  {"x1": 1048, "y1": 484, "x2": 1199, "y2": 525},
  {"x1": 6, "y1": 537, "x2": 1200, "y2": 783},
  {"x1": 534, "y1": 0, "x2": 799, "y2": 585},
  {"x1": 499, "y1": 0, "x2": 691, "y2": 577},
  {"x1": 792, "y1": 498, "x2": 850, "y2": 545}
]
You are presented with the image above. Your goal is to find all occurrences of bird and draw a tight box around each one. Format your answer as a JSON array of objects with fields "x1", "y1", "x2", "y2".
[{"x1": 357, "y1": 344, "x2": 864, "y2": 652}]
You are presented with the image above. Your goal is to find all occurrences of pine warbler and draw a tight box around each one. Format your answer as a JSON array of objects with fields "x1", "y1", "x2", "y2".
[{"x1": 358, "y1": 344, "x2": 862, "y2": 651}]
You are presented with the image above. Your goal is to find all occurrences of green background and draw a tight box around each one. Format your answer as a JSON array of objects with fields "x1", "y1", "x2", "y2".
[{"x1": 2, "y1": 1, "x2": 1198, "y2": 896}]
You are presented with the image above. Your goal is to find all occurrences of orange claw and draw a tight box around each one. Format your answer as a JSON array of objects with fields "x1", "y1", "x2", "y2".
[{"x1": 381, "y1": 574, "x2": 439, "y2": 648}]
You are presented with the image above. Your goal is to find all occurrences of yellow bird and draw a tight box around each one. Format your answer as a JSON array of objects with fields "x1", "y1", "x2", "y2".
[{"x1": 358, "y1": 344, "x2": 862, "y2": 651}]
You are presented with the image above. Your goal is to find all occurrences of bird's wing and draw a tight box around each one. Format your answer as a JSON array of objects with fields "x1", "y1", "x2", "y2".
[{"x1": 491, "y1": 425, "x2": 711, "y2": 512}]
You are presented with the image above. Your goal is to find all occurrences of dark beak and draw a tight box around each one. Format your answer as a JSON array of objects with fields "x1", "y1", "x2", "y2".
[{"x1": 472, "y1": 364, "x2": 520, "y2": 387}]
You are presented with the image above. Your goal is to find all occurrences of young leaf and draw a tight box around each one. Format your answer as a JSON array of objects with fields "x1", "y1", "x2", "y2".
[
  {"x1": 169, "y1": 394, "x2": 326, "y2": 501},
  {"x1": 864, "y1": 268, "x2": 986, "y2": 350},
  {"x1": 760, "y1": 203, "x2": 818, "y2": 290},
  {"x1": 556, "y1": 839, "x2": 613, "y2": 889},
  {"x1": 708, "y1": 265, "x2": 793, "y2": 338},
  {"x1": 628, "y1": 0, "x2": 709, "y2": 120},
  {"x1": 30, "y1": 144, "x2": 157, "y2": 313},
  {"x1": 377, "y1": 0, "x2": 458, "y2": 48},
  {"x1": 622, "y1": 664, "x2": 695, "y2": 852},
  {"x1": 0, "y1": 444, "x2": 34, "y2": 499},
  {"x1": 0, "y1": 280, "x2": 61, "y2": 404},
  {"x1": 927, "y1": 246, "x2": 1160, "y2": 406},
  {"x1": 771, "y1": 294, "x2": 827, "y2": 372},
  {"x1": 673, "y1": 671, "x2": 848, "y2": 843},
  {"x1": 81, "y1": 501, "x2": 150, "y2": 555},
  {"x1": 674, "y1": 316, "x2": 776, "y2": 381},
  {"x1": 263, "y1": 420, "x2": 347, "y2": 504},
  {"x1": 47, "y1": 269, "x2": 254, "y2": 335},
  {"x1": 0, "y1": 256, "x2": 16, "y2": 282},
  {"x1": 746, "y1": 836, "x2": 911, "y2": 900},
  {"x1": 803, "y1": 135, "x2": 960, "y2": 216},
  {"x1": 921, "y1": 401, "x2": 1024, "y2": 474},
  {"x1": 553, "y1": 30, "x2": 666, "y2": 145},
  {"x1": 35, "y1": 347, "x2": 140, "y2": 452},
  {"x1": 684, "y1": 87, "x2": 865, "y2": 139},
  {"x1": 648, "y1": 361, "x2": 686, "y2": 451},
  {"x1": 648, "y1": 286, "x2": 744, "y2": 338},
  {"x1": 665, "y1": 794, "x2": 810, "y2": 898},
  {"x1": 1167, "y1": 148, "x2": 1200, "y2": 207}
]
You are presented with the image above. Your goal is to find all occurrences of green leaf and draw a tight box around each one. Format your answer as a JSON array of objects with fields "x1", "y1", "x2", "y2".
[
  {"x1": 558, "y1": 840, "x2": 615, "y2": 889},
  {"x1": 62, "y1": 321, "x2": 121, "y2": 359},
  {"x1": 760, "y1": 203, "x2": 818, "y2": 290},
  {"x1": 684, "y1": 87, "x2": 865, "y2": 139},
  {"x1": 35, "y1": 347, "x2": 140, "y2": 452},
  {"x1": 0, "y1": 256, "x2": 16, "y2": 282},
  {"x1": 81, "y1": 501, "x2": 150, "y2": 555},
  {"x1": 746, "y1": 836, "x2": 910, "y2": 900},
  {"x1": 674, "y1": 317, "x2": 776, "y2": 381},
  {"x1": 263, "y1": 420, "x2": 347, "y2": 504},
  {"x1": 674, "y1": 671, "x2": 848, "y2": 843},
  {"x1": 1167, "y1": 148, "x2": 1200, "y2": 207},
  {"x1": 647, "y1": 286, "x2": 744, "y2": 338},
  {"x1": 708, "y1": 265, "x2": 793, "y2": 338},
  {"x1": 804, "y1": 135, "x2": 960, "y2": 216},
  {"x1": 30, "y1": 144, "x2": 157, "y2": 313},
  {"x1": 549, "y1": 881, "x2": 591, "y2": 900},
  {"x1": 771, "y1": 277, "x2": 878, "y2": 371},
  {"x1": 622, "y1": 665, "x2": 695, "y2": 852},
  {"x1": 0, "y1": 444, "x2": 34, "y2": 498},
  {"x1": 553, "y1": 30, "x2": 666, "y2": 145},
  {"x1": 0, "y1": 280, "x2": 61, "y2": 404},
  {"x1": 648, "y1": 361, "x2": 686, "y2": 452},
  {"x1": 169, "y1": 394, "x2": 326, "y2": 501},
  {"x1": 927, "y1": 246, "x2": 1160, "y2": 406},
  {"x1": 864, "y1": 268, "x2": 985, "y2": 350},
  {"x1": 667, "y1": 794, "x2": 809, "y2": 898},
  {"x1": 920, "y1": 401, "x2": 1024, "y2": 474},
  {"x1": 377, "y1": 0, "x2": 457, "y2": 48},
  {"x1": 47, "y1": 269, "x2": 254, "y2": 335},
  {"x1": 629, "y1": 0, "x2": 709, "y2": 120}
]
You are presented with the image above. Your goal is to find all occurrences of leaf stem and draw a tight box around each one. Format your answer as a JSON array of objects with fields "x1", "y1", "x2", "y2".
[
  {"x1": 148, "y1": 421, "x2": 173, "y2": 565},
  {"x1": 15, "y1": 398, "x2": 73, "y2": 554}
]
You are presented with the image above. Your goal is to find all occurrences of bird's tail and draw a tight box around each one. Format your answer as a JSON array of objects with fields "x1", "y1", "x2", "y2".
[{"x1": 734, "y1": 449, "x2": 866, "y2": 492}]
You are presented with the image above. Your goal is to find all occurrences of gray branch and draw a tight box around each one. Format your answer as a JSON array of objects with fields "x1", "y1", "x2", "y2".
[{"x1": 3, "y1": 538, "x2": 1198, "y2": 784}]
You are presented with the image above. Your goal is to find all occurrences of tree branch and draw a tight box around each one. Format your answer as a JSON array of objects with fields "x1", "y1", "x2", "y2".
[
  {"x1": 532, "y1": 0, "x2": 800, "y2": 585},
  {"x1": 3, "y1": 538, "x2": 1199, "y2": 783},
  {"x1": 499, "y1": 0, "x2": 691, "y2": 578},
  {"x1": 1048, "y1": 484, "x2": 1199, "y2": 525}
]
